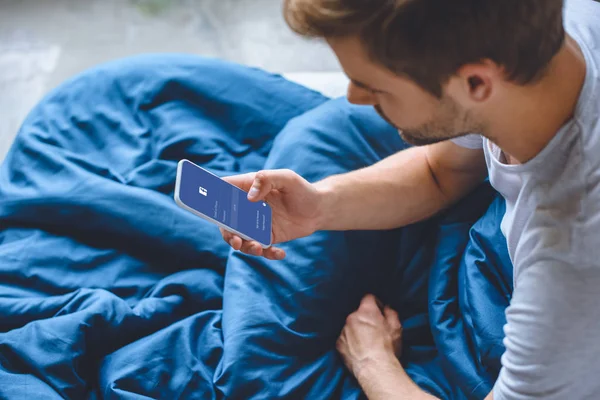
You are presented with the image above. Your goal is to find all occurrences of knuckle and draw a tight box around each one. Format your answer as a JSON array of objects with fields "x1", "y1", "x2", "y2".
[
  {"x1": 240, "y1": 243, "x2": 251, "y2": 253},
  {"x1": 265, "y1": 249, "x2": 277, "y2": 259},
  {"x1": 359, "y1": 294, "x2": 372, "y2": 306},
  {"x1": 364, "y1": 294, "x2": 376, "y2": 302},
  {"x1": 359, "y1": 300, "x2": 375, "y2": 312},
  {"x1": 282, "y1": 168, "x2": 297, "y2": 180},
  {"x1": 255, "y1": 171, "x2": 267, "y2": 182},
  {"x1": 346, "y1": 313, "x2": 357, "y2": 325}
]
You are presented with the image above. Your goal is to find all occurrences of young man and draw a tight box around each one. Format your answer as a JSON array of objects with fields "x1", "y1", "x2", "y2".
[{"x1": 221, "y1": 0, "x2": 600, "y2": 398}]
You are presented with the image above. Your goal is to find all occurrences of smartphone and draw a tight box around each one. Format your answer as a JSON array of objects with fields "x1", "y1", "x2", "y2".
[{"x1": 174, "y1": 159, "x2": 273, "y2": 248}]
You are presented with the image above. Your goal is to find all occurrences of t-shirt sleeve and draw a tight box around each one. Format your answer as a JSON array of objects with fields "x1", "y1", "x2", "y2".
[
  {"x1": 450, "y1": 134, "x2": 484, "y2": 149},
  {"x1": 493, "y1": 254, "x2": 600, "y2": 399}
]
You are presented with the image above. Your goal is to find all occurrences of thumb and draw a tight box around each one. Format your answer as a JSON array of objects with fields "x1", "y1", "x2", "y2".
[
  {"x1": 223, "y1": 172, "x2": 257, "y2": 192},
  {"x1": 247, "y1": 169, "x2": 297, "y2": 201}
]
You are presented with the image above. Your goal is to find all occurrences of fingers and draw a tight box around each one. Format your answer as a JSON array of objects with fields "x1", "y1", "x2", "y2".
[
  {"x1": 220, "y1": 228, "x2": 286, "y2": 260},
  {"x1": 384, "y1": 306, "x2": 403, "y2": 358},
  {"x1": 239, "y1": 240, "x2": 263, "y2": 256},
  {"x1": 223, "y1": 172, "x2": 257, "y2": 192},
  {"x1": 358, "y1": 294, "x2": 382, "y2": 315},
  {"x1": 358, "y1": 295, "x2": 401, "y2": 329},
  {"x1": 220, "y1": 228, "x2": 241, "y2": 250},
  {"x1": 264, "y1": 247, "x2": 287, "y2": 260},
  {"x1": 384, "y1": 306, "x2": 402, "y2": 331},
  {"x1": 224, "y1": 170, "x2": 297, "y2": 201},
  {"x1": 375, "y1": 297, "x2": 385, "y2": 312},
  {"x1": 240, "y1": 241, "x2": 286, "y2": 260},
  {"x1": 247, "y1": 169, "x2": 297, "y2": 201}
]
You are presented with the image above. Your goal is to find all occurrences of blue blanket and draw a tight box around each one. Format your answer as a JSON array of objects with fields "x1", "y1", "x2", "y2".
[{"x1": 0, "y1": 55, "x2": 512, "y2": 399}]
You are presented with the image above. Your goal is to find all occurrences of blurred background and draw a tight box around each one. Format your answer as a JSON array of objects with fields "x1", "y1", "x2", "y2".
[{"x1": 0, "y1": 0, "x2": 348, "y2": 161}]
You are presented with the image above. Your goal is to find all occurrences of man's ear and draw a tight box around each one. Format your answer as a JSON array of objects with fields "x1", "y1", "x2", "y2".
[{"x1": 454, "y1": 60, "x2": 502, "y2": 103}]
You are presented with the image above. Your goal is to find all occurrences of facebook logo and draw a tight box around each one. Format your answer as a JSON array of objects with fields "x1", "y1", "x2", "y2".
[{"x1": 199, "y1": 186, "x2": 208, "y2": 196}]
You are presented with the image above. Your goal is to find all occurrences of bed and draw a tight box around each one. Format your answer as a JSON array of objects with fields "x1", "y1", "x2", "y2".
[{"x1": 0, "y1": 55, "x2": 512, "y2": 399}]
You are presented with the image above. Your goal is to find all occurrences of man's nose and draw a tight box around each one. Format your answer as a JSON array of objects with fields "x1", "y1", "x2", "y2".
[{"x1": 347, "y1": 83, "x2": 376, "y2": 105}]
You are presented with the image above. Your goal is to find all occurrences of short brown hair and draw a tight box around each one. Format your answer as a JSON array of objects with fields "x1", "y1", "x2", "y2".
[{"x1": 284, "y1": 0, "x2": 565, "y2": 97}]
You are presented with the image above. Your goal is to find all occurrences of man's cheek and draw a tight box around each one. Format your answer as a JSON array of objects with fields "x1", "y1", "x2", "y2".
[{"x1": 374, "y1": 104, "x2": 399, "y2": 128}]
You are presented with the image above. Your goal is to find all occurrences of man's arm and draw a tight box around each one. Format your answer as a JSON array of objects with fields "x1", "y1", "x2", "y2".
[
  {"x1": 356, "y1": 359, "x2": 493, "y2": 400},
  {"x1": 221, "y1": 139, "x2": 485, "y2": 259},
  {"x1": 356, "y1": 358, "x2": 439, "y2": 400},
  {"x1": 315, "y1": 141, "x2": 487, "y2": 231},
  {"x1": 342, "y1": 248, "x2": 600, "y2": 400},
  {"x1": 338, "y1": 294, "x2": 495, "y2": 400}
]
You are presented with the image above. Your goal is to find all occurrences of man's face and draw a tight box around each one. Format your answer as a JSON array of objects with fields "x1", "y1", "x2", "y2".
[{"x1": 328, "y1": 36, "x2": 484, "y2": 146}]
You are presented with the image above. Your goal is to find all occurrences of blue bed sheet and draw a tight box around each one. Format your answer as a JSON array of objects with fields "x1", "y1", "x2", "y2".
[{"x1": 0, "y1": 55, "x2": 512, "y2": 399}]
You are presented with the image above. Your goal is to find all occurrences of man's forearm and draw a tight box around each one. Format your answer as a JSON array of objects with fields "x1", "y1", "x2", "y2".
[
  {"x1": 314, "y1": 147, "x2": 447, "y2": 231},
  {"x1": 357, "y1": 360, "x2": 494, "y2": 400},
  {"x1": 356, "y1": 359, "x2": 439, "y2": 400},
  {"x1": 314, "y1": 143, "x2": 483, "y2": 231}
]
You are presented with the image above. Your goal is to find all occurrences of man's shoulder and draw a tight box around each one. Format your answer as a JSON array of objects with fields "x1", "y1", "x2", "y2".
[{"x1": 568, "y1": 0, "x2": 600, "y2": 189}]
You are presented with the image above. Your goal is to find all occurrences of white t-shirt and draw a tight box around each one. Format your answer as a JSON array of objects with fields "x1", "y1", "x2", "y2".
[{"x1": 452, "y1": 0, "x2": 600, "y2": 398}]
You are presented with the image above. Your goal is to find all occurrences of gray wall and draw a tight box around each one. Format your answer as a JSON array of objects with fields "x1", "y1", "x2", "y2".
[{"x1": 0, "y1": 0, "x2": 342, "y2": 161}]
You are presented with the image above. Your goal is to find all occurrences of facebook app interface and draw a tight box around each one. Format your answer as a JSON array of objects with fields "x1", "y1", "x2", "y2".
[{"x1": 178, "y1": 161, "x2": 272, "y2": 245}]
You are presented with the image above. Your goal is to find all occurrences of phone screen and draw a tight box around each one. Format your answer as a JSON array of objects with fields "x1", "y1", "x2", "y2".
[{"x1": 176, "y1": 160, "x2": 272, "y2": 246}]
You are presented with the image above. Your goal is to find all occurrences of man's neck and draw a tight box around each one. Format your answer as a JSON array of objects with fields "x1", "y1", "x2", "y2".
[{"x1": 486, "y1": 35, "x2": 587, "y2": 164}]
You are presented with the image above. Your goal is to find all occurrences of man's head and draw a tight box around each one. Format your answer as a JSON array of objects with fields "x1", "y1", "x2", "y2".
[{"x1": 284, "y1": 0, "x2": 566, "y2": 145}]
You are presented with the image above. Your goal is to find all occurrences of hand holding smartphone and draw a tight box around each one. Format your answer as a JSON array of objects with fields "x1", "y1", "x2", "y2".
[
  {"x1": 174, "y1": 160, "x2": 324, "y2": 260},
  {"x1": 174, "y1": 160, "x2": 273, "y2": 248}
]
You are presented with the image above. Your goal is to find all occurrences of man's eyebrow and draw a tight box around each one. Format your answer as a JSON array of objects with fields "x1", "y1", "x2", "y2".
[{"x1": 350, "y1": 78, "x2": 384, "y2": 93}]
